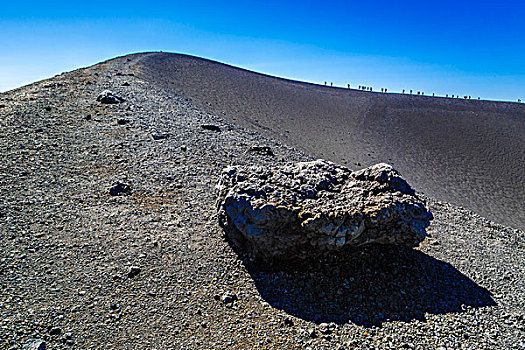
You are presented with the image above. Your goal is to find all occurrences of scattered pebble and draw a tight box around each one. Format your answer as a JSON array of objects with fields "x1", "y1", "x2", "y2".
[
  {"x1": 152, "y1": 132, "x2": 167, "y2": 140},
  {"x1": 127, "y1": 266, "x2": 141, "y2": 278},
  {"x1": 201, "y1": 124, "x2": 221, "y2": 132},
  {"x1": 221, "y1": 292, "x2": 238, "y2": 305},
  {"x1": 247, "y1": 145, "x2": 274, "y2": 156},
  {"x1": 49, "y1": 327, "x2": 62, "y2": 335},
  {"x1": 24, "y1": 339, "x2": 46, "y2": 350},
  {"x1": 96, "y1": 90, "x2": 125, "y2": 104},
  {"x1": 109, "y1": 182, "x2": 132, "y2": 196}
]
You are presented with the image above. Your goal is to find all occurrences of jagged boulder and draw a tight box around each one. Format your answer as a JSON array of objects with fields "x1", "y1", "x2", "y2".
[
  {"x1": 216, "y1": 160, "x2": 432, "y2": 262},
  {"x1": 96, "y1": 90, "x2": 125, "y2": 104}
]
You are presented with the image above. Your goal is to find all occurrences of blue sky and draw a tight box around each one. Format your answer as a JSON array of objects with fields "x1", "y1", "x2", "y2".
[{"x1": 1, "y1": 0, "x2": 524, "y2": 101}]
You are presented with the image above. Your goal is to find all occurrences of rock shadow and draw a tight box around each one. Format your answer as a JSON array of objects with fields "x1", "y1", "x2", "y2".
[{"x1": 242, "y1": 246, "x2": 496, "y2": 327}]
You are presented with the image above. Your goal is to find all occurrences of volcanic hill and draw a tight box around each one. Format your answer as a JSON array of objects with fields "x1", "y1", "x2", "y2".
[{"x1": 0, "y1": 52, "x2": 524, "y2": 349}]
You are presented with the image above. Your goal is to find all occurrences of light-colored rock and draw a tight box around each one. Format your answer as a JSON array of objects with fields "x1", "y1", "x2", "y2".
[
  {"x1": 24, "y1": 339, "x2": 45, "y2": 350},
  {"x1": 216, "y1": 159, "x2": 432, "y2": 261},
  {"x1": 96, "y1": 90, "x2": 125, "y2": 104}
]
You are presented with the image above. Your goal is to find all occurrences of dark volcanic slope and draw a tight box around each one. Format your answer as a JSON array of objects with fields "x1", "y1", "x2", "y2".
[
  {"x1": 1, "y1": 53, "x2": 525, "y2": 349},
  {"x1": 134, "y1": 53, "x2": 525, "y2": 230}
]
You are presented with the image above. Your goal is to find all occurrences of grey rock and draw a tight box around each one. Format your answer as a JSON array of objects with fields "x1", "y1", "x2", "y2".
[
  {"x1": 221, "y1": 292, "x2": 238, "y2": 304},
  {"x1": 308, "y1": 328, "x2": 317, "y2": 338},
  {"x1": 319, "y1": 323, "x2": 331, "y2": 334},
  {"x1": 201, "y1": 124, "x2": 221, "y2": 132},
  {"x1": 109, "y1": 182, "x2": 132, "y2": 196},
  {"x1": 247, "y1": 145, "x2": 274, "y2": 156},
  {"x1": 128, "y1": 266, "x2": 141, "y2": 278},
  {"x1": 49, "y1": 326, "x2": 62, "y2": 335},
  {"x1": 152, "y1": 132, "x2": 167, "y2": 140},
  {"x1": 216, "y1": 160, "x2": 432, "y2": 261},
  {"x1": 96, "y1": 90, "x2": 125, "y2": 104},
  {"x1": 24, "y1": 339, "x2": 45, "y2": 350}
]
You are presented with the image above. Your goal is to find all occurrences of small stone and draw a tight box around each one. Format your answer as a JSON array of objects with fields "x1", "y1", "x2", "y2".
[
  {"x1": 319, "y1": 323, "x2": 331, "y2": 334},
  {"x1": 347, "y1": 340, "x2": 359, "y2": 347},
  {"x1": 221, "y1": 292, "x2": 238, "y2": 304},
  {"x1": 24, "y1": 339, "x2": 45, "y2": 350},
  {"x1": 49, "y1": 327, "x2": 62, "y2": 335},
  {"x1": 283, "y1": 317, "x2": 294, "y2": 326},
  {"x1": 308, "y1": 328, "x2": 317, "y2": 338},
  {"x1": 64, "y1": 332, "x2": 73, "y2": 340},
  {"x1": 247, "y1": 145, "x2": 274, "y2": 156},
  {"x1": 109, "y1": 182, "x2": 132, "y2": 196},
  {"x1": 152, "y1": 133, "x2": 167, "y2": 140},
  {"x1": 127, "y1": 266, "x2": 141, "y2": 278},
  {"x1": 71, "y1": 305, "x2": 81, "y2": 312},
  {"x1": 201, "y1": 124, "x2": 221, "y2": 132},
  {"x1": 96, "y1": 90, "x2": 125, "y2": 104}
]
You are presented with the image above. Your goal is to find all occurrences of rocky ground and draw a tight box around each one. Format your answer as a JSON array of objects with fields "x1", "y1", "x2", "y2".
[{"x1": 1, "y1": 54, "x2": 524, "y2": 349}]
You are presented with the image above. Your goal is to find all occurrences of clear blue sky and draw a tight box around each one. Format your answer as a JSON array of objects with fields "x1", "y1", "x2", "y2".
[{"x1": 1, "y1": 0, "x2": 524, "y2": 101}]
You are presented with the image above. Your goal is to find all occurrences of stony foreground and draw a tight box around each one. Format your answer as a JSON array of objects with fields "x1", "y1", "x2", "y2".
[{"x1": 1, "y1": 53, "x2": 524, "y2": 349}]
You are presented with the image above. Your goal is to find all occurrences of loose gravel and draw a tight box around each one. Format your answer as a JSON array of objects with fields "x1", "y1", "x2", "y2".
[{"x1": 0, "y1": 54, "x2": 524, "y2": 349}]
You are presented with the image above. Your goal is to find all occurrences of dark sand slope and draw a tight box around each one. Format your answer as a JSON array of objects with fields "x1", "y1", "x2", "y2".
[
  {"x1": 134, "y1": 53, "x2": 525, "y2": 230},
  {"x1": 1, "y1": 53, "x2": 524, "y2": 349}
]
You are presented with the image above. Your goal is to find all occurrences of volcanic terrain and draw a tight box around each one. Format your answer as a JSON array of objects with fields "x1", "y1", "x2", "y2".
[{"x1": 1, "y1": 52, "x2": 524, "y2": 349}]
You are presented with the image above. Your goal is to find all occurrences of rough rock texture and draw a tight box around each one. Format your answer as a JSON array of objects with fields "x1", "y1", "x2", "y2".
[{"x1": 216, "y1": 160, "x2": 432, "y2": 261}]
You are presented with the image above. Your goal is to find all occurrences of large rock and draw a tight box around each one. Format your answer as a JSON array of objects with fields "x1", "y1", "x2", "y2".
[{"x1": 216, "y1": 160, "x2": 432, "y2": 262}]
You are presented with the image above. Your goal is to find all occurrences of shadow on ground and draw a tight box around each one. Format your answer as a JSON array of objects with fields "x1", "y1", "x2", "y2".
[{"x1": 243, "y1": 246, "x2": 496, "y2": 327}]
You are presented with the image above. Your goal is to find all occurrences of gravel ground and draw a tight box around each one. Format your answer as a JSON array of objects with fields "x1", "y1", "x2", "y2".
[{"x1": 1, "y1": 54, "x2": 524, "y2": 349}]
